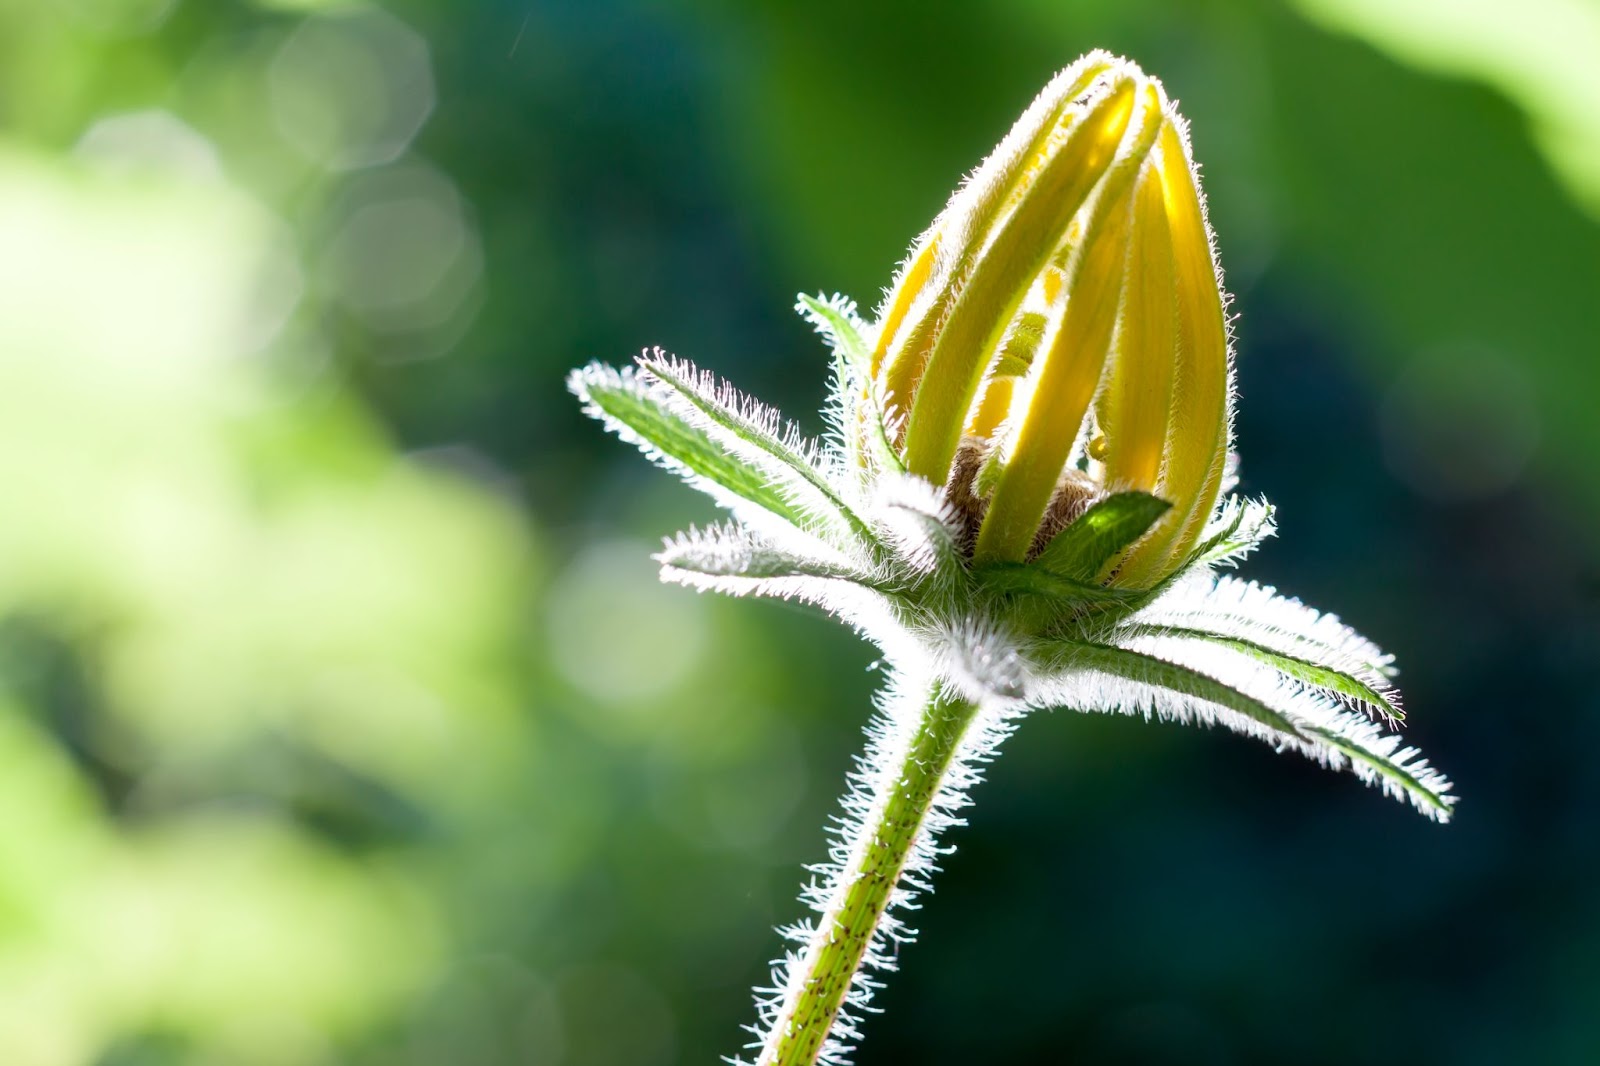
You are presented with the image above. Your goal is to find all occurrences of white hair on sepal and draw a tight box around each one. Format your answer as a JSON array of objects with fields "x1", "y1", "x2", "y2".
[
  {"x1": 566, "y1": 361, "x2": 751, "y2": 505},
  {"x1": 1182, "y1": 493, "x2": 1276, "y2": 572},
  {"x1": 1028, "y1": 633, "x2": 1450, "y2": 820},
  {"x1": 639, "y1": 350, "x2": 831, "y2": 470},
  {"x1": 868, "y1": 471, "x2": 966, "y2": 583},
  {"x1": 569, "y1": 360, "x2": 860, "y2": 560},
  {"x1": 731, "y1": 497, "x2": 877, "y2": 575},
  {"x1": 1132, "y1": 573, "x2": 1399, "y2": 693},
  {"x1": 795, "y1": 291, "x2": 868, "y2": 346},
  {"x1": 658, "y1": 549, "x2": 924, "y2": 676},
  {"x1": 798, "y1": 291, "x2": 875, "y2": 479},
  {"x1": 1128, "y1": 633, "x2": 1451, "y2": 818},
  {"x1": 654, "y1": 520, "x2": 878, "y2": 588},
  {"x1": 924, "y1": 614, "x2": 1028, "y2": 705},
  {"x1": 637, "y1": 350, "x2": 870, "y2": 542}
]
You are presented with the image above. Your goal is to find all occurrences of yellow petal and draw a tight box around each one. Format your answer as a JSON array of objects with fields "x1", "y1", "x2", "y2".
[
  {"x1": 873, "y1": 53, "x2": 1114, "y2": 429},
  {"x1": 902, "y1": 74, "x2": 1140, "y2": 486},
  {"x1": 972, "y1": 176, "x2": 1134, "y2": 562},
  {"x1": 1097, "y1": 158, "x2": 1176, "y2": 495},
  {"x1": 1115, "y1": 111, "x2": 1232, "y2": 586},
  {"x1": 965, "y1": 307, "x2": 1049, "y2": 439},
  {"x1": 872, "y1": 228, "x2": 940, "y2": 382},
  {"x1": 972, "y1": 84, "x2": 1167, "y2": 563}
]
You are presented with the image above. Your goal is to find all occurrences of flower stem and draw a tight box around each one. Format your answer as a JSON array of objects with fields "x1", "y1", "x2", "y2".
[{"x1": 757, "y1": 682, "x2": 981, "y2": 1066}]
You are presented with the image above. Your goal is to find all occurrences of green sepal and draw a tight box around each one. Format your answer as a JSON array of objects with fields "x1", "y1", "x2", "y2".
[
  {"x1": 658, "y1": 528, "x2": 887, "y2": 590},
  {"x1": 1055, "y1": 640, "x2": 1452, "y2": 819},
  {"x1": 1128, "y1": 624, "x2": 1404, "y2": 722},
  {"x1": 640, "y1": 354, "x2": 875, "y2": 543},
  {"x1": 798, "y1": 293, "x2": 907, "y2": 478},
  {"x1": 1099, "y1": 496, "x2": 1274, "y2": 614},
  {"x1": 569, "y1": 364, "x2": 812, "y2": 526},
  {"x1": 1033, "y1": 491, "x2": 1171, "y2": 583},
  {"x1": 974, "y1": 561, "x2": 1143, "y2": 610},
  {"x1": 1298, "y1": 722, "x2": 1453, "y2": 819},
  {"x1": 1183, "y1": 496, "x2": 1276, "y2": 572},
  {"x1": 797, "y1": 293, "x2": 870, "y2": 373}
]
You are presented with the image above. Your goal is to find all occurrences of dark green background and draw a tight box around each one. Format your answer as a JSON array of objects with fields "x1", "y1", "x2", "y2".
[{"x1": 0, "y1": 1, "x2": 1595, "y2": 1064}]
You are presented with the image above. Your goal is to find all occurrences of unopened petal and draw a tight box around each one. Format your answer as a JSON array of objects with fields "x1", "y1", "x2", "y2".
[
  {"x1": 966, "y1": 305, "x2": 1049, "y2": 439},
  {"x1": 873, "y1": 53, "x2": 1115, "y2": 427},
  {"x1": 902, "y1": 73, "x2": 1141, "y2": 486},
  {"x1": 873, "y1": 229, "x2": 940, "y2": 383},
  {"x1": 1116, "y1": 112, "x2": 1233, "y2": 586},
  {"x1": 973, "y1": 84, "x2": 1167, "y2": 564},
  {"x1": 1098, "y1": 157, "x2": 1177, "y2": 495}
]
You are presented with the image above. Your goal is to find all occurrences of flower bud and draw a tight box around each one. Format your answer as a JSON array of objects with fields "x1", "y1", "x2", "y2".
[{"x1": 868, "y1": 55, "x2": 1233, "y2": 586}]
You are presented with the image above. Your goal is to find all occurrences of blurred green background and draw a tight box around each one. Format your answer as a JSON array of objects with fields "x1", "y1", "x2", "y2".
[{"x1": 0, "y1": 0, "x2": 1595, "y2": 1063}]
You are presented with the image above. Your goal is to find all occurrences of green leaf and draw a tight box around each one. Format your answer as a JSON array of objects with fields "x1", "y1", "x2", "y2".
[
  {"x1": 1033, "y1": 491, "x2": 1171, "y2": 582},
  {"x1": 1128, "y1": 624, "x2": 1403, "y2": 721},
  {"x1": 568, "y1": 363, "x2": 811, "y2": 526}
]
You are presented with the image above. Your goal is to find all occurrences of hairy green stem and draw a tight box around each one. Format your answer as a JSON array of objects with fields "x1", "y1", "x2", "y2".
[{"x1": 757, "y1": 684, "x2": 980, "y2": 1066}]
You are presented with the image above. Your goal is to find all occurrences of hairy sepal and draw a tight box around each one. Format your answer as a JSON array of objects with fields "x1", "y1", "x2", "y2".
[
  {"x1": 1128, "y1": 574, "x2": 1402, "y2": 720},
  {"x1": 797, "y1": 292, "x2": 871, "y2": 374},
  {"x1": 638, "y1": 351, "x2": 874, "y2": 547},
  {"x1": 1184, "y1": 495, "x2": 1276, "y2": 571},
  {"x1": 974, "y1": 563, "x2": 1143, "y2": 619},
  {"x1": 1115, "y1": 494, "x2": 1276, "y2": 613},
  {"x1": 658, "y1": 523, "x2": 925, "y2": 673},
  {"x1": 1126, "y1": 625, "x2": 1402, "y2": 722},
  {"x1": 1031, "y1": 637, "x2": 1452, "y2": 820},
  {"x1": 799, "y1": 292, "x2": 907, "y2": 483},
  {"x1": 569, "y1": 363, "x2": 820, "y2": 532},
  {"x1": 1033, "y1": 490, "x2": 1172, "y2": 583},
  {"x1": 657, "y1": 520, "x2": 882, "y2": 589},
  {"x1": 936, "y1": 622, "x2": 1031, "y2": 705},
  {"x1": 868, "y1": 472, "x2": 967, "y2": 587}
]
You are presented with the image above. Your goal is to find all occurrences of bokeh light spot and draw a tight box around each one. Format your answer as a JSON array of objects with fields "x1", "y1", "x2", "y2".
[
  {"x1": 74, "y1": 110, "x2": 222, "y2": 183},
  {"x1": 545, "y1": 541, "x2": 711, "y2": 715},
  {"x1": 316, "y1": 161, "x2": 485, "y2": 359},
  {"x1": 321, "y1": 167, "x2": 479, "y2": 326},
  {"x1": 267, "y1": 8, "x2": 435, "y2": 171},
  {"x1": 329, "y1": 197, "x2": 462, "y2": 307}
]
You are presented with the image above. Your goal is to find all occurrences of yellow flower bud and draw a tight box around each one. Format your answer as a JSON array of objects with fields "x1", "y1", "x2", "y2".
[{"x1": 868, "y1": 55, "x2": 1234, "y2": 587}]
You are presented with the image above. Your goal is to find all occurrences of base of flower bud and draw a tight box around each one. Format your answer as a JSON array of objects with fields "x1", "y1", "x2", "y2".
[{"x1": 944, "y1": 436, "x2": 1103, "y2": 561}]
